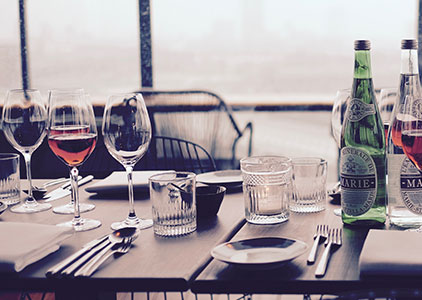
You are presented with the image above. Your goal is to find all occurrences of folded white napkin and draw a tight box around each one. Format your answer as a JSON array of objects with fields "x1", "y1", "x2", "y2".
[
  {"x1": 359, "y1": 229, "x2": 422, "y2": 276},
  {"x1": 0, "y1": 222, "x2": 73, "y2": 272},
  {"x1": 85, "y1": 170, "x2": 173, "y2": 194}
]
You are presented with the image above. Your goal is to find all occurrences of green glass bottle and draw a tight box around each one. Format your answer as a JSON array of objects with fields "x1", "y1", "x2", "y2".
[{"x1": 340, "y1": 40, "x2": 386, "y2": 226}]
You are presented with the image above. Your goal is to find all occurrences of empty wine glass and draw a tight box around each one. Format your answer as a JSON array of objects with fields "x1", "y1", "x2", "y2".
[
  {"x1": 379, "y1": 87, "x2": 397, "y2": 142},
  {"x1": 102, "y1": 93, "x2": 153, "y2": 230},
  {"x1": 331, "y1": 89, "x2": 351, "y2": 148},
  {"x1": 2, "y1": 89, "x2": 51, "y2": 213},
  {"x1": 47, "y1": 88, "x2": 101, "y2": 231},
  {"x1": 47, "y1": 89, "x2": 96, "y2": 215},
  {"x1": 331, "y1": 89, "x2": 350, "y2": 217}
]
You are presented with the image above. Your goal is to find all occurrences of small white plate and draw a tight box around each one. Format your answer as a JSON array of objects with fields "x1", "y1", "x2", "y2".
[
  {"x1": 211, "y1": 237, "x2": 308, "y2": 270},
  {"x1": 196, "y1": 170, "x2": 242, "y2": 186}
]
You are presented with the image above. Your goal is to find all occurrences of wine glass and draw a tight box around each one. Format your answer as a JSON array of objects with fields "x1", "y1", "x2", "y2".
[
  {"x1": 331, "y1": 89, "x2": 351, "y2": 148},
  {"x1": 102, "y1": 93, "x2": 153, "y2": 230},
  {"x1": 379, "y1": 87, "x2": 397, "y2": 142},
  {"x1": 331, "y1": 89, "x2": 350, "y2": 217},
  {"x1": 2, "y1": 89, "x2": 51, "y2": 213},
  {"x1": 47, "y1": 88, "x2": 101, "y2": 231},
  {"x1": 47, "y1": 89, "x2": 96, "y2": 215}
]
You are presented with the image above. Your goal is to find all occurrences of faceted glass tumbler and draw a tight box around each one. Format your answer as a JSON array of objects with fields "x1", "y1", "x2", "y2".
[
  {"x1": 290, "y1": 157, "x2": 327, "y2": 213},
  {"x1": 0, "y1": 153, "x2": 20, "y2": 205},
  {"x1": 150, "y1": 172, "x2": 197, "y2": 237},
  {"x1": 240, "y1": 156, "x2": 292, "y2": 224}
]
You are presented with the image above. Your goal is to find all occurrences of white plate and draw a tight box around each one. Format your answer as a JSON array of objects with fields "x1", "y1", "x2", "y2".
[
  {"x1": 211, "y1": 237, "x2": 308, "y2": 270},
  {"x1": 85, "y1": 170, "x2": 174, "y2": 194},
  {"x1": 196, "y1": 170, "x2": 242, "y2": 186}
]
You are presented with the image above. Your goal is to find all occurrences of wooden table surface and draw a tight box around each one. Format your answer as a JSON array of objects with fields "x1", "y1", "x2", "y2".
[
  {"x1": 192, "y1": 200, "x2": 400, "y2": 297},
  {"x1": 0, "y1": 179, "x2": 246, "y2": 295}
]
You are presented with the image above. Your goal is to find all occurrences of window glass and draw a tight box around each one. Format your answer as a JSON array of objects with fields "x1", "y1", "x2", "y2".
[
  {"x1": 0, "y1": 2, "x2": 20, "y2": 100},
  {"x1": 2, "y1": 0, "x2": 140, "y2": 104},
  {"x1": 152, "y1": 0, "x2": 418, "y2": 104}
]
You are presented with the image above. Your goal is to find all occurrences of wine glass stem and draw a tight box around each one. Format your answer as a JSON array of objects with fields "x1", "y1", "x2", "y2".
[
  {"x1": 70, "y1": 167, "x2": 81, "y2": 224},
  {"x1": 22, "y1": 152, "x2": 35, "y2": 203},
  {"x1": 125, "y1": 165, "x2": 137, "y2": 219}
]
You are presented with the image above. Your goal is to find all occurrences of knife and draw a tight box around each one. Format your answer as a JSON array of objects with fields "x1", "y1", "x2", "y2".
[
  {"x1": 42, "y1": 175, "x2": 94, "y2": 202},
  {"x1": 45, "y1": 233, "x2": 109, "y2": 277}
]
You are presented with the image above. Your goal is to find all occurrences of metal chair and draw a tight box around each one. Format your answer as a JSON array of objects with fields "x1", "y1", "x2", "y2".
[
  {"x1": 80, "y1": 135, "x2": 216, "y2": 178},
  {"x1": 138, "y1": 90, "x2": 253, "y2": 169}
]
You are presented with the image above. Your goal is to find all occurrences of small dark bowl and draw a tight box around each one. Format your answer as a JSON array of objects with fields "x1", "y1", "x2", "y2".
[{"x1": 196, "y1": 185, "x2": 226, "y2": 217}]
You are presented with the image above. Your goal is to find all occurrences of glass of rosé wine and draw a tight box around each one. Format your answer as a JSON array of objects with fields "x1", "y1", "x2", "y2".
[
  {"x1": 2, "y1": 89, "x2": 51, "y2": 213},
  {"x1": 401, "y1": 98, "x2": 422, "y2": 172},
  {"x1": 102, "y1": 93, "x2": 153, "y2": 230},
  {"x1": 47, "y1": 89, "x2": 96, "y2": 215},
  {"x1": 47, "y1": 89, "x2": 101, "y2": 231}
]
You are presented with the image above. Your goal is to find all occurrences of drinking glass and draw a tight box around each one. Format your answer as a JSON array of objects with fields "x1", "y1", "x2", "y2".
[
  {"x1": 47, "y1": 89, "x2": 96, "y2": 215},
  {"x1": 331, "y1": 89, "x2": 351, "y2": 148},
  {"x1": 102, "y1": 93, "x2": 153, "y2": 230},
  {"x1": 399, "y1": 94, "x2": 422, "y2": 232},
  {"x1": 379, "y1": 87, "x2": 397, "y2": 141},
  {"x1": 47, "y1": 89, "x2": 101, "y2": 231},
  {"x1": 2, "y1": 89, "x2": 51, "y2": 213}
]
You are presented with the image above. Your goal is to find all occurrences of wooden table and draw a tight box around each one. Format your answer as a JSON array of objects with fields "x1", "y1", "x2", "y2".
[
  {"x1": 192, "y1": 200, "x2": 422, "y2": 298},
  {"x1": 2, "y1": 180, "x2": 418, "y2": 299},
  {"x1": 0, "y1": 180, "x2": 246, "y2": 299}
]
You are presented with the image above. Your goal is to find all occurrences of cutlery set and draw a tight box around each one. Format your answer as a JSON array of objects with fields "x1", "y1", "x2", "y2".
[
  {"x1": 307, "y1": 224, "x2": 342, "y2": 277},
  {"x1": 25, "y1": 176, "x2": 93, "y2": 201},
  {"x1": 46, "y1": 227, "x2": 139, "y2": 277}
]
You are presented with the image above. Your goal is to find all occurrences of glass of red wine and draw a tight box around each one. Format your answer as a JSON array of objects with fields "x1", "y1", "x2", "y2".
[
  {"x1": 401, "y1": 101, "x2": 422, "y2": 171},
  {"x1": 47, "y1": 89, "x2": 101, "y2": 231},
  {"x1": 47, "y1": 89, "x2": 96, "y2": 215},
  {"x1": 2, "y1": 89, "x2": 52, "y2": 213},
  {"x1": 102, "y1": 93, "x2": 153, "y2": 230}
]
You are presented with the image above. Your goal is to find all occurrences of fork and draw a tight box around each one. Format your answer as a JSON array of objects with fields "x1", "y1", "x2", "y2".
[
  {"x1": 315, "y1": 228, "x2": 342, "y2": 277},
  {"x1": 307, "y1": 224, "x2": 329, "y2": 264},
  {"x1": 74, "y1": 236, "x2": 134, "y2": 277}
]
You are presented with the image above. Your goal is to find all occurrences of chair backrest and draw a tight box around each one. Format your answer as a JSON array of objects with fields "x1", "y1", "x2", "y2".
[
  {"x1": 138, "y1": 90, "x2": 253, "y2": 169},
  {"x1": 82, "y1": 135, "x2": 217, "y2": 178},
  {"x1": 144, "y1": 136, "x2": 217, "y2": 174}
]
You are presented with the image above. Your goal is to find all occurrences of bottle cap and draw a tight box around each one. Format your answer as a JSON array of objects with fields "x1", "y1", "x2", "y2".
[
  {"x1": 401, "y1": 39, "x2": 418, "y2": 50},
  {"x1": 354, "y1": 40, "x2": 371, "y2": 50}
]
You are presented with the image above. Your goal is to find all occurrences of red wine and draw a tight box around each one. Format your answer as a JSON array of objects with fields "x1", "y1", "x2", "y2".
[
  {"x1": 48, "y1": 126, "x2": 96, "y2": 167},
  {"x1": 391, "y1": 118, "x2": 404, "y2": 148},
  {"x1": 402, "y1": 129, "x2": 422, "y2": 170},
  {"x1": 383, "y1": 122, "x2": 389, "y2": 145}
]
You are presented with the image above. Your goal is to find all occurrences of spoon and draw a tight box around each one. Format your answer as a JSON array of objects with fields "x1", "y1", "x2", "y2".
[
  {"x1": 74, "y1": 228, "x2": 139, "y2": 277},
  {"x1": 61, "y1": 227, "x2": 139, "y2": 276}
]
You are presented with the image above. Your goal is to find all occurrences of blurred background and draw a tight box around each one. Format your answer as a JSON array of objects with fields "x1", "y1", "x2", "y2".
[
  {"x1": 0, "y1": 0, "x2": 417, "y2": 104},
  {"x1": 0, "y1": 0, "x2": 419, "y2": 181}
]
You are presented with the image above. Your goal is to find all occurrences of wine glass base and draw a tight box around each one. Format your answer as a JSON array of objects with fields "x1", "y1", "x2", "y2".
[
  {"x1": 111, "y1": 218, "x2": 153, "y2": 230},
  {"x1": 53, "y1": 202, "x2": 95, "y2": 215},
  {"x1": 10, "y1": 202, "x2": 51, "y2": 214},
  {"x1": 57, "y1": 218, "x2": 102, "y2": 232}
]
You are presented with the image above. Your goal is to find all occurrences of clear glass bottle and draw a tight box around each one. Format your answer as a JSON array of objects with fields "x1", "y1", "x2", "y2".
[
  {"x1": 387, "y1": 39, "x2": 422, "y2": 227},
  {"x1": 340, "y1": 40, "x2": 386, "y2": 226}
]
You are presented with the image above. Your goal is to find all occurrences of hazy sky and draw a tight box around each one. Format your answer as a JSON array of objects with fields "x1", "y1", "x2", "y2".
[{"x1": 0, "y1": 0, "x2": 418, "y2": 103}]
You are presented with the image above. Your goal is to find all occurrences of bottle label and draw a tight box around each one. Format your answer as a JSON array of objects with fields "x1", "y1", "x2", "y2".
[
  {"x1": 400, "y1": 158, "x2": 422, "y2": 214},
  {"x1": 346, "y1": 98, "x2": 376, "y2": 122},
  {"x1": 340, "y1": 147, "x2": 377, "y2": 216}
]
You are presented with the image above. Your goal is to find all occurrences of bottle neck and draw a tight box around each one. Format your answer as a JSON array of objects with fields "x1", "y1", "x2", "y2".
[
  {"x1": 400, "y1": 49, "x2": 419, "y2": 74},
  {"x1": 354, "y1": 50, "x2": 372, "y2": 79}
]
